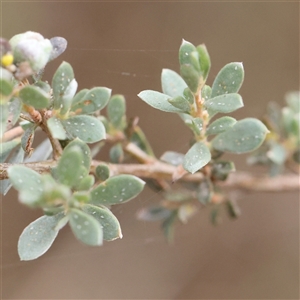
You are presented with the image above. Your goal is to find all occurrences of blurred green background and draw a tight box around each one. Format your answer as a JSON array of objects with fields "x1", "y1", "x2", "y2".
[{"x1": 1, "y1": 1, "x2": 299, "y2": 299}]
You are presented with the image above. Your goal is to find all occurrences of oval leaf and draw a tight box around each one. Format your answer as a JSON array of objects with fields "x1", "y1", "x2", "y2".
[
  {"x1": 211, "y1": 118, "x2": 269, "y2": 153},
  {"x1": 206, "y1": 116, "x2": 237, "y2": 136},
  {"x1": 95, "y1": 164, "x2": 110, "y2": 181},
  {"x1": 107, "y1": 94, "x2": 126, "y2": 128},
  {"x1": 90, "y1": 175, "x2": 145, "y2": 205},
  {"x1": 83, "y1": 204, "x2": 122, "y2": 240},
  {"x1": 0, "y1": 139, "x2": 20, "y2": 162},
  {"x1": 47, "y1": 116, "x2": 67, "y2": 140},
  {"x1": 204, "y1": 93, "x2": 243, "y2": 115},
  {"x1": 7, "y1": 165, "x2": 43, "y2": 206},
  {"x1": 160, "y1": 151, "x2": 185, "y2": 166},
  {"x1": 211, "y1": 62, "x2": 244, "y2": 98},
  {"x1": 18, "y1": 213, "x2": 66, "y2": 261},
  {"x1": 49, "y1": 37, "x2": 67, "y2": 61},
  {"x1": 61, "y1": 115, "x2": 106, "y2": 143},
  {"x1": 71, "y1": 87, "x2": 111, "y2": 115},
  {"x1": 19, "y1": 85, "x2": 50, "y2": 109},
  {"x1": 196, "y1": 44, "x2": 211, "y2": 81},
  {"x1": 138, "y1": 90, "x2": 183, "y2": 113},
  {"x1": 69, "y1": 208, "x2": 103, "y2": 246},
  {"x1": 161, "y1": 68, "x2": 187, "y2": 97},
  {"x1": 183, "y1": 141, "x2": 211, "y2": 174}
]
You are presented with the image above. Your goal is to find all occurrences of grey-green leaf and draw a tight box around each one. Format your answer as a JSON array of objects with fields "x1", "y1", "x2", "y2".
[
  {"x1": 71, "y1": 87, "x2": 111, "y2": 115},
  {"x1": 95, "y1": 164, "x2": 110, "y2": 181},
  {"x1": 161, "y1": 68, "x2": 187, "y2": 97},
  {"x1": 83, "y1": 204, "x2": 122, "y2": 241},
  {"x1": 107, "y1": 94, "x2": 126, "y2": 128},
  {"x1": 138, "y1": 90, "x2": 183, "y2": 113},
  {"x1": 196, "y1": 44, "x2": 211, "y2": 81},
  {"x1": 168, "y1": 96, "x2": 191, "y2": 113},
  {"x1": 52, "y1": 61, "x2": 74, "y2": 110},
  {"x1": 47, "y1": 117, "x2": 67, "y2": 140},
  {"x1": 7, "y1": 165, "x2": 43, "y2": 206},
  {"x1": 68, "y1": 208, "x2": 103, "y2": 246},
  {"x1": 183, "y1": 141, "x2": 211, "y2": 174},
  {"x1": 90, "y1": 175, "x2": 145, "y2": 205},
  {"x1": 211, "y1": 118, "x2": 269, "y2": 153},
  {"x1": 180, "y1": 64, "x2": 200, "y2": 93},
  {"x1": 206, "y1": 116, "x2": 237, "y2": 136},
  {"x1": 0, "y1": 139, "x2": 20, "y2": 162},
  {"x1": 204, "y1": 93, "x2": 243, "y2": 116},
  {"x1": 61, "y1": 115, "x2": 106, "y2": 143},
  {"x1": 8, "y1": 97, "x2": 22, "y2": 126},
  {"x1": 19, "y1": 85, "x2": 50, "y2": 109},
  {"x1": 18, "y1": 213, "x2": 66, "y2": 261},
  {"x1": 160, "y1": 151, "x2": 185, "y2": 166},
  {"x1": 211, "y1": 62, "x2": 244, "y2": 98}
]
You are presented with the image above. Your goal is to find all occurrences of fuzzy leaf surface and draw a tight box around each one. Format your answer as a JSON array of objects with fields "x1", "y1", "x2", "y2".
[
  {"x1": 212, "y1": 118, "x2": 269, "y2": 153},
  {"x1": 183, "y1": 141, "x2": 211, "y2": 174},
  {"x1": 18, "y1": 213, "x2": 66, "y2": 261},
  {"x1": 107, "y1": 94, "x2": 126, "y2": 128},
  {"x1": 206, "y1": 116, "x2": 237, "y2": 136},
  {"x1": 19, "y1": 85, "x2": 50, "y2": 109},
  {"x1": 83, "y1": 204, "x2": 122, "y2": 241},
  {"x1": 69, "y1": 208, "x2": 103, "y2": 246},
  {"x1": 161, "y1": 68, "x2": 187, "y2": 97},
  {"x1": 90, "y1": 175, "x2": 145, "y2": 205}
]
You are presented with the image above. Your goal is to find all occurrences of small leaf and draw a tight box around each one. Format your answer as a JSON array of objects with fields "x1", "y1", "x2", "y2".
[
  {"x1": 64, "y1": 138, "x2": 91, "y2": 171},
  {"x1": 107, "y1": 94, "x2": 126, "y2": 129},
  {"x1": 201, "y1": 85, "x2": 212, "y2": 101},
  {"x1": 76, "y1": 175, "x2": 95, "y2": 191},
  {"x1": 190, "y1": 117, "x2": 203, "y2": 135},
  {"x1": 168, "y1": 96, "x2": 191, "y2": 113},
  {"x1": 18, "y1": 213, "x2": 66, "y2": 261},
  {"x1": 197, "y1": 178, "x2": 213, "y2": 205},
  {"x1": 226, "y1": 200, "x2": 241, "y2": 219},
  {"x1": 0, "y1": 78, "x2": 13, "y2": 97},
  {"x1": 212, "y1": 118, "x2": 269, "y2": 153},
  {"x1": 164, "y1": 190, "x2": 192, "y2": 202},
  {"x1": 160, "y1": 151, "x2": 185, "y2": 166},
  {"x1": 266, "y1": 142, "x2": 287, "y2": 165},
  {"x1": 71, "y1": 87, "x2": 111, "y2": 115},
  {"x1": 162, "y1": 211, "x2": 177, "y2": 243},
  {"x1": 179, "y1": 40, "x2": 198, "y2": 67},
  {"x1": 206, "y1": 116, "x2": 237, "y2": 136},
  {"x1": 19, "y1": 85, "x2": 50, "y2": 109},
  {"x1": 161, "y1": 68, "x2": 187, "y2": 97},
  {"x1": 47, "y1": 116, "x2": 67, "y2": 140},
  {"x1": 130, "y1": 126, "x2": 155, "y2": 156},
  {"x1": 211, "y1": 62, "x2": 244, "y2": 98},
  {"x1": 183, "y1": 141, "x2": 211, "y2": 174},
  {"x1": 8, "y1": 97, "x2": 22, "y2": 126},
  {"x1": 196, "y1": 44, "x2": 211, "y2": 81},
  {"x1": 49, "y1": 37, "x2": 67, "y2": 61},
  {"x1": 211, "y1": 160, "x2": 235, "y2": 181},
  {"x1": 109, "y1": 143, "x2": 124, "y2": 163},
  {"x1": 90, "y1": 175, "x2": 145, "y2": 205},
  {"x1": 95, "y1": 164, "x2": 110, "y2": 181},
  {"x1": 61, "y1": 115, "x2": 106, "y2": 143},
  {"x1": 33, "y1": 81, "x2": 51, "y2": 93},
  {"x1": 69, "y1": 208, "x2": 103, "y2": 246},
  {"x1": 204, "y1": 93, "x2": 243, "y2": 116},
  {"x1": 180, "y1": 64, "x2": 200, "y2": 93},
  {"x1": 56, "y1": 146, "x2": 84, "y2": 187},
  {"x1": 0, "y1": 139, "x2": 20, "y2": 162},
  {"x1": 183, "y1": 87, "x2": 195, "y2": 104},
  {"x1": 52, "y1": 61, "x2": 74, "y2": 110},
  {"x1": 25, "y1": 138, "x2": 52, "y2": 163},
  {"x1": 7, "y1": 165, "x2": 43, "y2": 206},
  {"x1": 138, "y1": 90, "x2": 183, "y2": 113},
  {"x1": 83, "y1": 204, "x2": 122, "y2": 240},
  {"x1": 137, "y1": 206, "x2": 171, "y2": 221},
  {"x1": 59, "y1": 78, "x2": 78, "y2": 116}
]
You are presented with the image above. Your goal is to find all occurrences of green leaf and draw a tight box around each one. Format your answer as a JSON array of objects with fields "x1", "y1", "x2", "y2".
[
  {"x1": 47, "y1": 116, "x2": 67, "y2": 140},
  {"x1": 190, "y1": 117, "x2": 203, "y2": 135},
  {"x1": 95, "y1": 164, "x2": 110, "y2": 181},
  {"x1": 266, "y1": 142, "x2": 287, "y2": 165},
  {"x1": 168, "y1": 96, "x2": 191, "y2": 113},
  {"x1": 71, "y1": 87, "x2": 111, "y2": 115},
  {"x1": 201, "y1": 85, "x2": 212, "y2": 101},
  {"x1": 206, "y1": 116, "x2": 237, "y2": 136},
  {"x1": 33, "y1": 81, "x2": 51, "y2": 94},
  {"x1": 0, "y1": 139, "x2": 20, "y2": 162},
  {"x1": 68, "y1": 208, "x2": 103, "y2": 246},
  {"x1": 59, "y1": 78, "x2": 78, "y2": 116},
  {"x1": 211, "y1": 161, "x2": 235, "y2": 181},
  {"x1": 61, "y1": 115, "x2": 106, "y2": 143},
  {"x1": 138, "y1": 90, "x2": 183, "y2": 113},
  {"x1": 19, "y1": 85, "x2": 50, "y2": 109},
  {"x1": 18, "y1": 213, "x2": 66, "y2": 261},
  {"x1": 76, "y1": 175, "x2": 95, "y2": 191},
  {"x1": 204, "y1": 93, "x2": 243, "y2": 116},
  {"x1": 211, "y1": 62, "x2": 244, "y2": 98},
  {"x1": 161, "y1": 68, "x2": 187, "y2": 97},
  {"x1": 83, "y1": 204, "x2": 122, "y2": 241},
  {"x1": 107, "y1": 94, "x2": 126, "y2": 129},
  {"x1": 8, "y1": 97, "x2": 22, "y2": 126},
  {"x1": 162, "y1": 210, "x2": 177, "y2": 243},
  {"x1": 183, "y1": 141, "x2": 211, "y2": 174},
  {"x1": 52, "y1": 61, "x2": 75, "y2": 110},
  {"x1": 0, "y1": 78, "x2": 13, "y2": 97},
  {"x1": 212, "y1": 118, "x2": 269, "y2": 153},
  {"x1": 90, "y1": 175, "x2": 145, "y2": 205},
  {"x1": 7, "y1": 165, "x2": 43, "y2": 206},
  {"x1": 285, "y1": 91, "x2": 300, "y2": 113},
  {"x1": 196, "y1": 44, "x2": 211, "y2": 81},
  {"x1": 180, "y1": 64, "x2": 200, "y2": 93},
  {"x1": 160, "y1": 151, "x2": 185, "y2": 166},
  {"x1": 109, "y1": 143, "x2": 124, "y2": 163},
  {"x1": 179, "y1": 40, "x2": 198, "y2": 67},
  {"x1": 56, "y1": 146, "x2": 84, "y2": 187},
  {"x1": 183, "y1": 87, "x2": 195, "y2": 104},
  {"x1": 130, "y1": 126, "x2": 155, "y2": 157}
]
